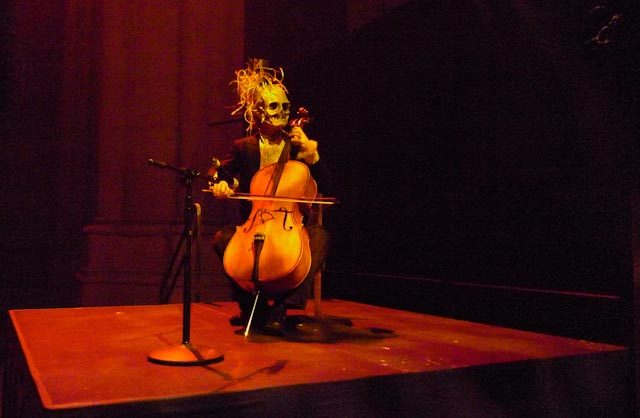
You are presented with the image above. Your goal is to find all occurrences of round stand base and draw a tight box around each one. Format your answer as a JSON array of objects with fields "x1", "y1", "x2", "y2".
[{"x1": 147, "y1": 343, "x2": 224, "y2": 366}]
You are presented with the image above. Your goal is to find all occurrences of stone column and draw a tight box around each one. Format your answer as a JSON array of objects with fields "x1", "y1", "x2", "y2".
[{"x1": 76, "y1": 1, "x2": 245, "y2": 305}]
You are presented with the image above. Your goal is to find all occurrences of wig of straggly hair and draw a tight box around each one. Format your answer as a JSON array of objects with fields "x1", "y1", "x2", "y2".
[{"x1": 230, "y1": 59, "x2": 288, "y2": 133}]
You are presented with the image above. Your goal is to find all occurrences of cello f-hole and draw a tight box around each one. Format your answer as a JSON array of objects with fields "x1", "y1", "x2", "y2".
[{"x1": 277, "y1": 207, "x2": 293, "y2": 231}]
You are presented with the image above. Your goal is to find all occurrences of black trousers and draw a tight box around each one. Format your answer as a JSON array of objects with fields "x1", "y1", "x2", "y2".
[{"x1": 213, "y1": 224, "x2": 330, "y2": 321}]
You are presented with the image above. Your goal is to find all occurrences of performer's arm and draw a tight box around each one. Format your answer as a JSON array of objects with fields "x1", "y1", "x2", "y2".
[{"x1": 290, "y1": 127, "x2": 331, "y2": 195}]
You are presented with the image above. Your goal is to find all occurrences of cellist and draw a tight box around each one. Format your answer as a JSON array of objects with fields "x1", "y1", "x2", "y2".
[{"x1": 209, "y1": 60, "x2": 331, "y2": 336}]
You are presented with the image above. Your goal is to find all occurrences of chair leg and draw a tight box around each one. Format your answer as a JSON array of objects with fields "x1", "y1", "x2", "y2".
[{"x1": 313, "y1": 268, "x2": 322, "y2": 319}]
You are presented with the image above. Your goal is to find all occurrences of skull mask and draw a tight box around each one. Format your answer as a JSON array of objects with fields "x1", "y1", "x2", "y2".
[{"x1": 256, "y1": 84, "x2": 290, "y2": 130}]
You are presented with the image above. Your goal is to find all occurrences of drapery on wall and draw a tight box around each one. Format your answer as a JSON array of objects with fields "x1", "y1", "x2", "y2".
[
  {"x1": 284, "y1": 0, "x2": 638, "y2": 345},
  {"x1": 306, "y1": 0, "x2": 638, "y2": 293}
]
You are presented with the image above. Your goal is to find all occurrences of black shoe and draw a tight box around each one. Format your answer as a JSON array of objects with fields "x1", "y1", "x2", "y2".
[
  {"x1": 260, "y1": 320, "x2": 285, "y2": 336},
  {"x1": 269, "y1": 303, "x2": 287, "y2": 323},
  {"x1": 253, "y1": 303, "x2": 286, "y2": 336}
]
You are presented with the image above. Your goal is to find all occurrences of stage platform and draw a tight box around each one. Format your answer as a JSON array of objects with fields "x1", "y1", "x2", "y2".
[{"x1": 2, "y1": 299, "x2": 629, "y2": 418}]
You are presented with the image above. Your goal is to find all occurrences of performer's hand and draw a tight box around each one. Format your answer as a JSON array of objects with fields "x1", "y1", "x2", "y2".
[
  {"x1": 290, "y1": 126, "x2": 319, "y2": 164},
  {"x1": 210, "y1": 180, "x2": 235, "y2": 198}
]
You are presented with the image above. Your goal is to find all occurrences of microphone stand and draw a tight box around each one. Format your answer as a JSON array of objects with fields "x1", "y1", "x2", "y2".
[{"x1": 146, "y1": 159, "x2": 224, "y2": 366}]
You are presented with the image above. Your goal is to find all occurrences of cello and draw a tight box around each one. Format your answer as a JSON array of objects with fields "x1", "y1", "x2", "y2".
[
  {"x1": 222, "y1": 159, "x2": 317, "y2": 296},
  {"x1": 220, "y1": 109, "x2": 327, "y2": 297}
]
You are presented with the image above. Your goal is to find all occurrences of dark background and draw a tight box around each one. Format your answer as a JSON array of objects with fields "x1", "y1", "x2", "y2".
[{"x1": 248, "y1": 0, "x2": 639, "y2": 345}]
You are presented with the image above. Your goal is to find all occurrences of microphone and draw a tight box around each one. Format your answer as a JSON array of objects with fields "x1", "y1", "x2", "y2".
[
  {"x1": 148, "y1": 159, "x2": 168, "y2": 168},
  {"x1": 209, "y1": 158, "x2": 239, "y2": 190}
]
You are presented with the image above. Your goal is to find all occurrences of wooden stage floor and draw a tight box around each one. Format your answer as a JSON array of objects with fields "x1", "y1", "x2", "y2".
[{"x1": 2, "y1": 299, "x2": 629, "y2": 418}]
